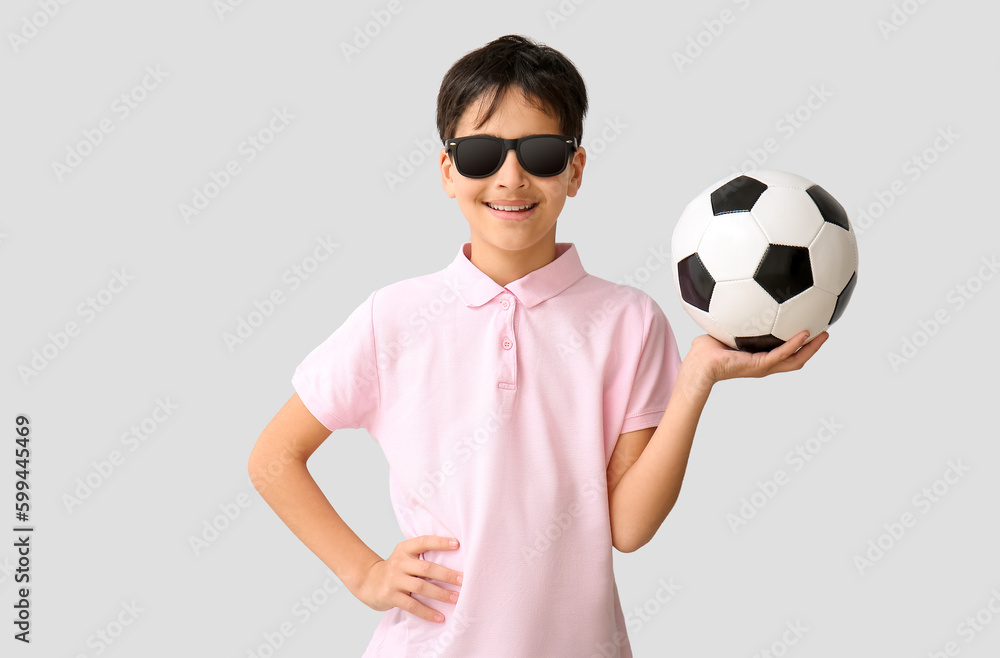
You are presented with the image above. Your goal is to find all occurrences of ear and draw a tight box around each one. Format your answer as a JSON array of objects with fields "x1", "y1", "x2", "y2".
[
  {"x1": 566, "y1": 147, "x2": 586, "y2": 198},
  {"x1": 440, "y1": 148, "x2": 457, "y2": 199}
]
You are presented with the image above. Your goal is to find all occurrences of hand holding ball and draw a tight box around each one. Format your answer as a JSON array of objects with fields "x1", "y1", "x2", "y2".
[{"x1": 671, "y1": 170, "x2": 858, "y2": 352}]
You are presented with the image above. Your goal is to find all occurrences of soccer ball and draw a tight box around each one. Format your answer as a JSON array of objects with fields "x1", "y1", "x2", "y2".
[{"x1": 670, "y1": 170, "x2": 858, "y2": 352}]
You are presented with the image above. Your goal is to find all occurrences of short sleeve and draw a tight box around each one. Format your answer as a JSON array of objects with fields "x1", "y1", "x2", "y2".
[
  {"x1": 620, "y1": 294, "x2": 682, "y2": 434},
  {"x1": 291, "y1": 290, "x2": 380, "y2": 432}
]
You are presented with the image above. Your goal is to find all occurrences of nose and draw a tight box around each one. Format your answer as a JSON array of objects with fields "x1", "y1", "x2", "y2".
[{"x1": 493, "y1": 146, "x2": 528, "y2": 187}]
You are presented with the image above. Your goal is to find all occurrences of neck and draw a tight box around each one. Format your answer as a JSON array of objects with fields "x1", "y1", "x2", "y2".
[{"x1": 468, "y1": 232, "x2": 558, "y2": 288}]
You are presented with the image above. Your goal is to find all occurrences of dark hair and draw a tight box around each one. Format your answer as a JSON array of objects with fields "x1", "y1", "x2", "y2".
[{"x1": 436, "y1": 35, "x2": 588, "y2": 145}]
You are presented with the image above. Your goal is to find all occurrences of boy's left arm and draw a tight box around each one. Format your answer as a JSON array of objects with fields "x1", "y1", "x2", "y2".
[{"x1": 607, "y1": 330, "x2": 829, "y2": 553}]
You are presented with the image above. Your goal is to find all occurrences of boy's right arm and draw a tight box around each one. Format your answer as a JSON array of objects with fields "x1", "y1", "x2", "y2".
[
  {"x1": 247, "y1": 393, "x2": 381, "y2": 594},
  {"x1": 248, "y1": 393, "x2": 464, "y2": 624}
]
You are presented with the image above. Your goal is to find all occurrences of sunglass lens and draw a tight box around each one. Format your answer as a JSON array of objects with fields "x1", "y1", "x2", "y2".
[
  {"x1": 520, "y1": 137, "x2": 568, "y2": 176},
  {"x1": 456, "y1": 138, "x2": 503, "y2": 178}
]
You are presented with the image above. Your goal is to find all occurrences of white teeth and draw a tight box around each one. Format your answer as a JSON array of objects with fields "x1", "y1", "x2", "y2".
[{"x1": 488, "y1": 203, "x2": 535, "y2": 211}]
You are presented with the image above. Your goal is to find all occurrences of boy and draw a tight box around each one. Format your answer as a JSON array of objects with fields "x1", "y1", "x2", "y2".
[{"x1": 248, "y1": 34, "x2": 826, "y2": 657}]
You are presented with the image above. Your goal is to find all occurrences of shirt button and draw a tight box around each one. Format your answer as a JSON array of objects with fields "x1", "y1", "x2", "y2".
[
  {"x1": 500, "y1": 299, "x2": 510, "y2": 310},
  {"x1": 502, "y1": 338, "x2": 512, "y2": 350}
]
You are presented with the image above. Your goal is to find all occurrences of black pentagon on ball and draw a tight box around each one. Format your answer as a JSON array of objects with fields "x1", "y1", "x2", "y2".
[
  {"x1": 806, "y1": 185, "x2": 850, "y2": 231},
  {"x1": 754, "y1": 245, "x2": 813, "y2": 303},
  {"x1": 829, "y1": 271, "x2": 857, "y2": 325},
  {"x1": 711, "y1": 175, "x2": 768, "y2": 216},
  {"x1": 735, "y1": 334, "x2": 786, "y2": 352},
  {"x1": 677, "y1": 253, "x2": 715, "y2": 312}
]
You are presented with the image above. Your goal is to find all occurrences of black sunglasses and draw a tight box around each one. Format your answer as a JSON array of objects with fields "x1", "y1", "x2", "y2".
[{"x1": 444, "y1": 134, "x2": 578, "y2": 179}]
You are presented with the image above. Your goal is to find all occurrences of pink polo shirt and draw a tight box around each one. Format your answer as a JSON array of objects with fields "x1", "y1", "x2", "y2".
[{"x1": 292, "y1": 242, "x2": 681, "y2": 657}]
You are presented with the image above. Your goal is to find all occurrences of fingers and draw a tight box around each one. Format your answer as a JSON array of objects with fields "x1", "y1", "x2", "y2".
[
  {"x1": 407, "y1": 535, "x2": 464, "y2": 589},
  {"x1": 412, "y1": 553, "x2": 465, "y2": 589},
  {"x1": 410, "y1": 534, "x2": 462, "y2": 555},
  {"x1": 391, "y1": 590, "x2": 448, "y2": 624},
  {"x1": 405, "y1": 573, "x2": 460, "y2": 604},
  {"x1": 767, "y1": 331, "x2": 828, "y2": 373},
  {"x1": 399, "y1": 535, "x2": 464, "y2": 623}
]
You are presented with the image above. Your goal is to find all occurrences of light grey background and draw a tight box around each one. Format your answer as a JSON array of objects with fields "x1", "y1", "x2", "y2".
[{"x1": 2, "y1": 1, "x2": 998, "y2": 656}]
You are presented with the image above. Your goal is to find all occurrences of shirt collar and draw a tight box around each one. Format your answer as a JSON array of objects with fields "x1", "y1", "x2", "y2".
[{"x1": 447, "y1": 242, "x2": 587, "y2": 308}]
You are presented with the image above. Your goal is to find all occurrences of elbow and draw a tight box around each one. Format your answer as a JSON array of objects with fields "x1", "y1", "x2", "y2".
[
  {"x1": 613, "y1": 539, "x2": 638, "y2": 554},
  {"x1": 613, "y1": 512, "x2": 672, "y2": 553},
  {"x1": 247, "y1": 448, "x2": 267, "y2": 491},
  {"x1": 248, "y1": 441, "x2": 308, "y2": 493},
  {"x1": 609, "y1": 504, "x2": 646, "y2": 553},
  {"x1": 612, "y1": 528, "x2": 645, "y2": 554}
]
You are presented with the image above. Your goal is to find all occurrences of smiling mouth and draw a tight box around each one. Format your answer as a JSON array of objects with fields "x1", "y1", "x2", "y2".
[{"x1": 485, "y1": 202, "x2": 537, "y2": 212}]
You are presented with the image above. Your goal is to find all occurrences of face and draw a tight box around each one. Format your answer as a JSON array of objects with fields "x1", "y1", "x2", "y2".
[{"x1": 440, "y1": 88, "x2": 586, "y2": 257}]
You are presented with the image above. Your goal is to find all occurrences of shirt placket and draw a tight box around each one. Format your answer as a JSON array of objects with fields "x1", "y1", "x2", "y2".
[{"x1": 497, "y1": 292, "x2": 517, "y2": 391}]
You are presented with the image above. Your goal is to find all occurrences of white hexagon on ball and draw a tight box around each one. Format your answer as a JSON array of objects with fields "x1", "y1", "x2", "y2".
[
  {"x1": 696, "y1": 213, "x2": 769, "y2": 282},
  {"x1": 809, "y1": 222, "x2": 858, "y2": 295},
  {"x1": 751, "y1": 187, "x2": 826, "y2": 247},
  {"x1": 709, "y1": 279, "x2": 780, "y2": 339}
]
